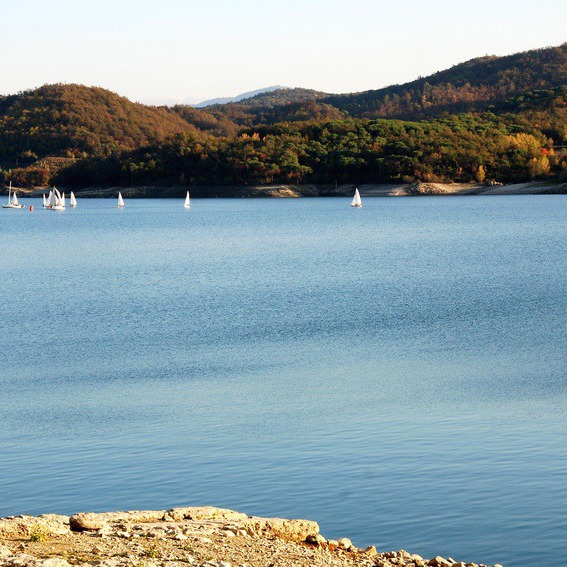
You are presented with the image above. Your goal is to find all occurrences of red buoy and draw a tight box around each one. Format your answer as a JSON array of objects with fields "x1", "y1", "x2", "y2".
[{"x1": 29, "y1": 205, "x2": 34, "y2": 211}]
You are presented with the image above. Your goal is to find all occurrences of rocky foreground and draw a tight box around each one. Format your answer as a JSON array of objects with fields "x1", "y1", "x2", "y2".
[{"x1": 0, "y1": 507, "x2": 502, "y2": 567}]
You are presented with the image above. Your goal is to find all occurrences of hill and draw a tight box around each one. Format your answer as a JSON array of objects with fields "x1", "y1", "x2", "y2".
[
  {"x1": 0, "y1": 83, "x2": 200, "y2": 164},
  {"x1": 207, "y1": 44, "x2": 567, "y2": 123},
  {"x1": 203, "y1": 87, "x2": 332, "y2": 125},
  {"x1": 324, "y1": 44, "x2": 567, "y2": 119},
  {"x1": 0, "y1": 84, "x2": 243, "y2": 185}
]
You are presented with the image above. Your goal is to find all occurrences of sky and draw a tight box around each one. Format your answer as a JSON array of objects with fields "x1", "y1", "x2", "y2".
[{"x1": 1, "y1": 0, "x2": 566, "y2": 106}]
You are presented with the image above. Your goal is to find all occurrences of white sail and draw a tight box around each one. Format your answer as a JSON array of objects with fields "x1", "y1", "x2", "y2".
[
  {"x1": 184, "y1": 191, "x2": 191, "y2": 208},
  {"x1": 48, "y1": 187, "x2": 65, "y2": 210},
  {"x1": 117, "y1": 192, "x2": 124, "y2": 207},
  {"x1": 43, "y1": 193, "x2": 47, "y2": 207},
  {"x1": 70, "y1": 192, "x2": 77, "y2": 207},
  {"x1": 351, "y1": 188, "x2": 362, "y2": 207},
  {"x1": 2, "y1": 182, "x2": 24, "y2": 208}
]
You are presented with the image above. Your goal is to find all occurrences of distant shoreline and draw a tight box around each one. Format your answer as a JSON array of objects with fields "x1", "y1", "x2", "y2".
[{"x1": 4, "y1": 181, "x2": 567, "y2": 199}]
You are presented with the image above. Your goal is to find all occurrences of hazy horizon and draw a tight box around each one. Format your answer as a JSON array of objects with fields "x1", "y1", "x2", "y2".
[{"x1": 1, "y1": 0, "x2": 566, "y2": 106}]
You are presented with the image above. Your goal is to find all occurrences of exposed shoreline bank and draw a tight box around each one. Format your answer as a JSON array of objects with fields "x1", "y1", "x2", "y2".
[
  {"x1": 4, "y1": 181, "x2": 567, "y2": 199},
  {"x1": 0, "y1": 507, "x2": 501, "y2": 567}
]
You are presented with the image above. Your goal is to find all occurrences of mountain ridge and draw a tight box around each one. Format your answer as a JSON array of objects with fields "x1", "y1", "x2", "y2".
[{"x1": 194, "y1": 85, "x2": 287, "y2": 107}]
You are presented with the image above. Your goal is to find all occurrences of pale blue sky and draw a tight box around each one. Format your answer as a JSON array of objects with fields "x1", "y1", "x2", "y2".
[{"x1": 1, "y1": 0, "x2": 565, "y2": 105}]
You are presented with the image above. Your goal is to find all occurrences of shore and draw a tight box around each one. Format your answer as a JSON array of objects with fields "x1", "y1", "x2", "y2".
[
  {"x1": 6, "y1": 180, "x2": 567, "y2": 199},
  {"x1": 0, "y1": 507, "x2": 501, "y2": 567}
]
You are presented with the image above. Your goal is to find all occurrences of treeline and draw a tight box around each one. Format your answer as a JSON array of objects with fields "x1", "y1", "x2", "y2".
[{"x1": 54, "y1": 111, "x2": 564, "y2": 188}]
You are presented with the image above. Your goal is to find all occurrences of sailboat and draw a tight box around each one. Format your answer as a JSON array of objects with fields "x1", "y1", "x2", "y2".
[
  {"x1": 42, "y1": 193, "x2": 47, "y2": 208},
  {"x1": 184, "y1": 191, "x2": 191, "y2": 209},
  {"x1": 351, "y1": 188, "x2": 362, "y2": 208},
  {"x1": 69, "y1": 192, "x2": 77, "y2": 208},
  {"x1": 46, "y1": 187, "x2": 65, "y2": 210},
  {"x1": 116, "y1": 192, "x2": 125, "y2": 208},
  {"x1": 2, "y1": 182, "x2": 25, "y2": 209}
]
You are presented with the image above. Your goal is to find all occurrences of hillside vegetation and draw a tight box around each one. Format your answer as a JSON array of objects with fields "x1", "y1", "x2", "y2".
[{"x1": 1, "y1": 44, "x2": 567, "y2": 189}]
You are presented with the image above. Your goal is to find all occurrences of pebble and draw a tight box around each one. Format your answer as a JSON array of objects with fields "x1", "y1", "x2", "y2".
[
  {"x1": 337, "y1": 537, "x2": 352, "y2": 550},
  {"x1": 363, "y1": 545, "x2": 377, "y2": 556}
]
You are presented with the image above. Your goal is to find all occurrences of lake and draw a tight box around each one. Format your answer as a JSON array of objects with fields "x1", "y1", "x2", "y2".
[{"x1": 1, "y1": 196, "x2": 566, "y2": 567}]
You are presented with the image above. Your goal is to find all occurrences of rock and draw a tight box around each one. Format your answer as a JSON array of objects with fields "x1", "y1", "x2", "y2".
[
  {"x1": 0, "y1": 516, "x2": 69, "y2": 539},
  {"x1": 0, "y1": 545, "x2": 12, "y2": 558},
  {"x1": 41, "y1": 560, "x2": 72, "y2": 567},
  {"x1": 3, "y1": 553, "x2": 37, "y2": 566},
  {"x1": 429, "y1": 557, "x2": 452, "y2": 567},
  {"x1": 242, "y1": 517, "x2": 320, "y2": 542},
  {"x1": 105, "y1": 510, "x2": 166, "y2": 523},
  {"x1": 363, "y1": 545, "x2": 377, "y2": 556},
  {"x1": 327, "y1": 539, "x2": 338, "y2": 547},
  {"x1": 165, "y1": 507, "x2": 246, "y2": 523},
  {"x1": 305, "y1": 533, "x2": 326, "y2": 546},
  {"x1": 337, "y1": 537, "x2": 352, "y2": 550},
  {"x1": 174, "y1": 534, "x2": 188, "y2": 540},
  {"x1": 69, "y1": 513, "x2": 107, "y2": 532}
]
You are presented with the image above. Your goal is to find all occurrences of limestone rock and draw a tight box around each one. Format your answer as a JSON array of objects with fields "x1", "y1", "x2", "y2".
[
  {"x1": 429, "y1": 557, "x2": 452, "y2": 567},
  {"x1": 337, "y1": 537, "x2": 353, "y2": 550},
  {"x1": 242, "y1": 517, "x2": 319, "y2": 542},
  {"x1": 165, "y1": 507, "x2": 246, "y2": 523},
  {"x1": 69, "y1": 513, "x2": 107, "y2": 532},
  {"x1": 102, "y1": 510, "x2": 166, "y2": 524},
  {"x1": 0, "y1": 516, "x2": 69, "y2": 539},
  {"x1": 40, "y1": 560, "x2": 71, "y2": 567},
  {"x1": 0, "y1": 545, "x2": 11, "y2": 559}
]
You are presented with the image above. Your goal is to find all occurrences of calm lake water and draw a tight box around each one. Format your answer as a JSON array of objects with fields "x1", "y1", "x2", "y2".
[{"x1": 1, "y1": 196, "x2": 566, "y2": 567}]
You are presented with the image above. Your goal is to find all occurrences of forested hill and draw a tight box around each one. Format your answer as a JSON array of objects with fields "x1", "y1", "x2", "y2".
[
  {"x1": 205, "y1": 44, "x2": 567, "y2": 124},
  {"x1": 1, "y1": 44, "x2": 567, "y2": 189},
  {"x1": 325, "y1": 43, "x2": 567, "y2": 119},
  {"x1": 0, "y1": 84, "x2": 212, "y2": 161}
]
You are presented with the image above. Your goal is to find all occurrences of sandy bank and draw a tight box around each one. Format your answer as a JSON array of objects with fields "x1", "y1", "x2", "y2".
[
  {"x1": 0, "y1": 507, "x2": 501, "y2": 567},
  {"x1": 5, "y1": 181, "x2": 567, "y2": 199}
]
